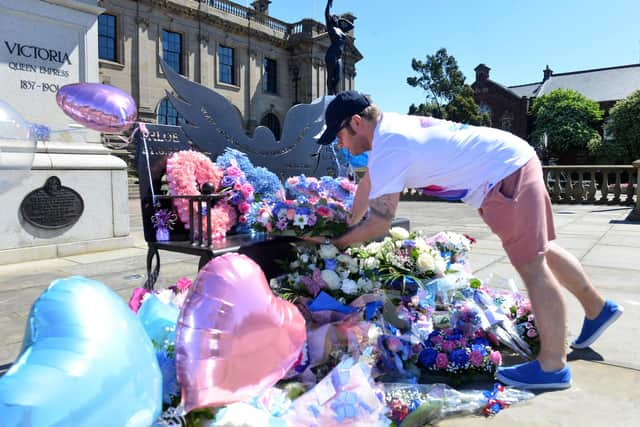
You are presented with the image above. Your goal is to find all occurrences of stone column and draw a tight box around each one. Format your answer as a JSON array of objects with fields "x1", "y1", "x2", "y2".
[
  {"x1": 0, "y1": 0, "x2": 132, "y2": 264},
  {"x1": 627, "y1": 160, "x2": 640, "y2": 221}
]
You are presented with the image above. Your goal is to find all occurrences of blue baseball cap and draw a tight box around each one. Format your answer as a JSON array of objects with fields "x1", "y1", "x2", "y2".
[{"x1": 316, "y1": 91, "x2": 371, "y2": 145}]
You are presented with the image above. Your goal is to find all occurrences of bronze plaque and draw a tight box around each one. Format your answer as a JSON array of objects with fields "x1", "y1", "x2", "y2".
[{"x1": 20, "y1": 176, "x2": 84, "y2": 229}]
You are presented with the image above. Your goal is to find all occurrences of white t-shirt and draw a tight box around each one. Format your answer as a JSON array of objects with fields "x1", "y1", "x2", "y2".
[{"x1": 367, "y1": 113, "x2": 536, "y2": 208}]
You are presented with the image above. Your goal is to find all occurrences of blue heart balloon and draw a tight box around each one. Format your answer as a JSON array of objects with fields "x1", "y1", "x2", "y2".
[
  {"x1": 137, "y1": 294, "x2": 180, "y2": 347},
  {"x1": 0, "y1": 276, "x2": 162, "y2": 426}
]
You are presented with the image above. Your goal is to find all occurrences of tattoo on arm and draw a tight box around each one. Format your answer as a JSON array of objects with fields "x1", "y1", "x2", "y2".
[{"x1": 369, "y1": 193, "x2": 398, "y2": 221}]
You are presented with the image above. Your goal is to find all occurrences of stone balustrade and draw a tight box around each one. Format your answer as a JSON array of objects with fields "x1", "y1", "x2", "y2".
[
  {"x1": 373, "y1": 160, "x2": 640, "y2": 221},
  {"x1": 203, "y1": 0, "x2": 325, "y2": 38}
]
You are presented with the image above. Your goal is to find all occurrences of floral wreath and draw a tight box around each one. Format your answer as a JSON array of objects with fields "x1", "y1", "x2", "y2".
[{"x1": 165, "y1": 150, "x2": 236, "y2": 238}]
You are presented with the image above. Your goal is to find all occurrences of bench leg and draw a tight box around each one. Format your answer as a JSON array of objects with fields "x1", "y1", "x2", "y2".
[
  {"x1": 144, "y1": 247, "x2": 160, "y2": 290},
  {"x1": 198, "y1": 253, "x2": 214, "y2": 271}
]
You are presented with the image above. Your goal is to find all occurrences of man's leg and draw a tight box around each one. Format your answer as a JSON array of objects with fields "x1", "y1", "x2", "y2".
[
  {"x1": 545, "y1": 241, "x2": 604, "y2": 319},
  {"x1": 515, "y1": 254, "x2": 567, "y2": 371}
]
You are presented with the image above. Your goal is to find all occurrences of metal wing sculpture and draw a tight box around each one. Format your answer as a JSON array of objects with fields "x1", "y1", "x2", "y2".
[{"x1": 160, "y1": 59, "x2": 340, "y2": 180}]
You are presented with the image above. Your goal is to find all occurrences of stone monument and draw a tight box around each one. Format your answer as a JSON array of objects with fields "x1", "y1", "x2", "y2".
[{"x1": 0, "y1": 0, "x2": 131, "y2": 264}]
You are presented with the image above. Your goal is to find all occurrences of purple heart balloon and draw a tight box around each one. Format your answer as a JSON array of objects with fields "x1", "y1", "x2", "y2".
[{"x1": 56, "y1": 83, "x2": 137, "y2": 132}]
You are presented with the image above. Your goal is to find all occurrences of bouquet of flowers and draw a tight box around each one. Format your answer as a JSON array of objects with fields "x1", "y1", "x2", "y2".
[
  {"x1": 216, "y1": 158, "x2": 255, "y2": 232},
  {"x1": 251, "y1": 198, "x2": 350, "y2": 237},
  {"x1": 424, "y1": 231, "x2": 475, "y2": 266},
  {"x1": 285, "y1": 175, "x2": 357, "y2": 208},
  {"x1": 417, "y1": 327, "x2": 502, "y2": 381},
  {"x1": 507, "y1": 297, "x2": 540, "y2": 356},
  {"x1": 216, "y1": 148, "x2": 284, "y2": 202},
  {"x1": 272, "y1": 242, "x2": 382, "y2": 304},
  {"x1": 349, "y1": 227, "x2": 447, "y2": 296}
]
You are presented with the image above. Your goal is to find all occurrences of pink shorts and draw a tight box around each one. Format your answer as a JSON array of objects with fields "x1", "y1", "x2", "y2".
[{"x1": 478, "y1": 156, "x2": 556, "y2": 267}]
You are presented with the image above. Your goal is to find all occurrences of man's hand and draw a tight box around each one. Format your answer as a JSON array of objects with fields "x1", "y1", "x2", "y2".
[{"x1": 300, "y1": 235, "x2": 327, "y2": 245}]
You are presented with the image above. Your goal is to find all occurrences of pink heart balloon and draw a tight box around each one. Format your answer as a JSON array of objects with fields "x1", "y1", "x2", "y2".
[{"x1": 176, "y1": 253, "x2": 306, "y2": 411}]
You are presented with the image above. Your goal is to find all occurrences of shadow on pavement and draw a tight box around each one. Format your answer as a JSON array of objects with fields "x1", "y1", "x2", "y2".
[{"x1": 567, "y1": 347, "x2": 604, "y2": 362}]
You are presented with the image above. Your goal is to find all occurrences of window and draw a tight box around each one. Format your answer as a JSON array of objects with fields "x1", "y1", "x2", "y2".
[
  {"x1": 157, "y1": 98, "x2": 181, "y2": 126},
  {"x1": 260, "y1": 113, "x2": 281, "y2": 140},
  {"x1": 478, "y1": 103, "x2": 492, "y2": 115},
  {"x1": 98, "y1": 14, "x2": 117, "y2": 62},
  {"x1": 501, "y1": 111, "x2": 514, "y2": 132},
  {"x1": 218, "y1": 45, "x2": 235, "y2": 85},
  {"x1": 263, "y1": 57, "x2": 277, "y2": 94},
  {"x1": 162, "y1": 30, "x2": 183, "y2": 74}
]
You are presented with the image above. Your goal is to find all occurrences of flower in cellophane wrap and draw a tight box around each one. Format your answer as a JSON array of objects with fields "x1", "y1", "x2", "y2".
[
  {"x1": 424, "y1": 231, "x2": 475, "y2": 268},
  {"x1": 285, "y1": 175, "x2": 357, "y2": 209},
  {"x1": 251, "y1": 198, "x2": 350, "y2": 237}
]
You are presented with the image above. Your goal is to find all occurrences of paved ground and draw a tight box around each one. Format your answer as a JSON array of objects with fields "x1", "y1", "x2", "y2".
[{"x1": 1, "y1": 200, "x2": 639, "y2": 426}]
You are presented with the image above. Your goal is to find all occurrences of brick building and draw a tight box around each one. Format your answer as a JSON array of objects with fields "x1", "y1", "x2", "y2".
[{"x1": 472, "y1": 63, "x2": 640, "y2": 143}]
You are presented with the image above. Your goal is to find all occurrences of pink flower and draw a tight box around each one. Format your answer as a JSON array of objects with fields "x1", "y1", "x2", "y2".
[
  {"x1": 238, "y1": 215, "x2": 247, "y2": 224},
  {"x1": 442, "y1": 341, "x2": 456, "y2": 352},
  {"x1": 175, "y1": 276, "x2": 192, "y2": 291},
  {"x1": 241, "y1": 183, "x2": 254, "y2": 197},
  {"x1": 316, "y1": 206, "x2": 331, "y2": 217},
  {"x1": 489, "y1": 350, "x2": 502, "y2": 365},
  {"x1": 286, "y1": 209, "x2": 295, "y2": 220},
  {"x1": 526, "y1": 328, "x2": 538, "y2": 338},
  {"x1": 238, "y1": 202, "x2": 251, "y2": 214},
  {"x1": 435, "y1": 352, "x2": 449, "y2": 369},
  {"x1": 528, "y1": 314, "x2": 535, "y2": 322},
  {"x1": 226, "y1": 166, "x2": 242, "y2": 177},
  {"x1": 386, "y1": 337, "x2": 403, "y2": 353},
  {"x1": 470, "y1": 350, "x2": 485, "y2": 367},
  {"x1": 431, "y1": 335, "x2": 443, "y2": 346},
  {"x1": 307, "y1": 214, "x2": 317, "y2": 226},
  {"x1": 459, "y1": 337, "x2": 468, "y2": 347},
  {"x1": 128, "y1": 287, "x2": 149, "y2": 313}
]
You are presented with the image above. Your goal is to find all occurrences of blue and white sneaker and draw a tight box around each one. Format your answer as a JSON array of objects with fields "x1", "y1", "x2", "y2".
[
  {"x1": 496, "y1": 360, "x2": 571, "y2": 390},
  {"x1": 571, "y1": 300, "x2": 624, "y2": 349}
]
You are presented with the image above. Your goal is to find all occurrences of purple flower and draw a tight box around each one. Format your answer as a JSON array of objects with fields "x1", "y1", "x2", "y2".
[
  {"x1": 470, "y1": 350, "x2": 485, "y2": 367},
  {"x1": 220, "y1": 175, "x2": 237, "y2": 188}
]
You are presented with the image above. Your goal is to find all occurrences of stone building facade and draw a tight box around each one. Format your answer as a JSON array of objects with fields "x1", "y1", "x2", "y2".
[{"x1": 97, "y1": 0, "x2": 362, "y2": 136}]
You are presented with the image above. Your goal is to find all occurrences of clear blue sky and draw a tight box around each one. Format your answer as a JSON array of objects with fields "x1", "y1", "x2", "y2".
[{"x1": 266, "y1": 0, "x2": 640, "y2": 113}]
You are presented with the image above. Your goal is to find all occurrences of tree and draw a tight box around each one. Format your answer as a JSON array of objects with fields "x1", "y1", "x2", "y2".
[
  {"x1": 599, "y1": 89, "x2": 640, "y2": 162},
  {"x1": 406, "y1": 48, "x2": 489, "y2": 125},
  {"x1": 445, "y1": 85, "x2": 492, "y2": 126},
  {"x1": 530, "y1": 89, "x2": 603, "y2": 156},
  {"x1": 407, "y1": 48, "x2": 465, "y2": 118}
]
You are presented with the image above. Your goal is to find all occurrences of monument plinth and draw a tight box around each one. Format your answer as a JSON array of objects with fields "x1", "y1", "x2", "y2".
[{"x1": 0, "y1": 0, "x2": 132, "y2": 264}]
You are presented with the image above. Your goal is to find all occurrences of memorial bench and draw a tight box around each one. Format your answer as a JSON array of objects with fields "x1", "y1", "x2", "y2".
[{"x1": 134, "y1": 124, "x2": 409, "y2": 291}]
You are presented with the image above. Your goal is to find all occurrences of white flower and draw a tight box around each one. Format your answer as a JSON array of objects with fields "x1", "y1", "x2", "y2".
[
  {"x1": 341, "y1": 278, "x2": 359, "y2": 295},
  {"x1": 300, "y1": 253, "x2": 309, "y2": 263},
  {"x1": 318, "y1": 244, "x2": 339, "y2": 259},
  {"x1": 321, "y1": 269, "x2": 341, "y2": 290},
  {"x1": 337, "y1": 254, "x2": 353, "y2": 264},
  {"x1": 289, "y1": 260, "x2": 300, "y2": 269},
  {"x1": 389, "y1": 227, "x2": 410, "y2": 240},
  {"x1": 434, "y1": 256, "x2": 447, "y2": 275},
  {"x1": 155, "y1": 289, "x2": 173, "y2": 305},
  {"x1": 293, "y1": 214, "x2": 308, "y2": 229},
  {"x1": 364, "y1": 241, "x2": 383, "y2": 255},
  {"x1": 363, "y1": 257, "x2": 380, "y2": 270},
  {"x1": 416, "y1": 252, "x2": 436, "y2": 273},
  {"x1": 415, "y1": 238, "x2": 430, "y2": 252},
  {"x1": 357, "y1": 277, "x2": 375, "y2": 292}
]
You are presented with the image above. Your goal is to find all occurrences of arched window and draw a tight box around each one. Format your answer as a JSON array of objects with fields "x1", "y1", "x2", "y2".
[
  {"x1": 260, "y1": 112, "x2": 281, "y2": 140},
  {"x1": 157, "y1": 98, "x2": 181, "y2": 125}
]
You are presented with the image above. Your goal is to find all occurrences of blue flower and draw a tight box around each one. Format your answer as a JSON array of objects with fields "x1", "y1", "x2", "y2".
[
  {"x1": 450, "y1": 349, "x2": 469, "y2": 367},
  {"x1": 471, "y1": 344, "x2": 488, "y2": 356},
  {"x1": 473, "y1": 337, "x2": 490, "y2": 347},
  {"x1": 220, "y1": 175, "x2": 237, "y2": 188},
  {"x1": 156, "y1": 350, "x2": 179, "y2": 404},
  {"x1": 419, "y1": 348, "x2": 438, "y2": 367},
  {"x1": 324, "y1": 258, "x2": 337, "y2": 271}
]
